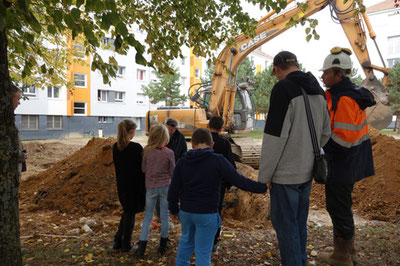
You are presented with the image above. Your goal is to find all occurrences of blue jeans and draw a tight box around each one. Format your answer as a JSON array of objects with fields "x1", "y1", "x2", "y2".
[
  {"x1": 176, "y1": 210, "x2": 221, "y2": 266},
  {"x1": 139, "y1": 185, "x2": 169, "y2": 240},
  {"x1": 270, "y1": 180, "x2": 312, "y2": 266}
]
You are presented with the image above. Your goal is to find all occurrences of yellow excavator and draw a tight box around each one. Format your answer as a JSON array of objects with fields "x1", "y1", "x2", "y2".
[{"x1": 146, "y1": 0, "x2": 393, "y2": 169}]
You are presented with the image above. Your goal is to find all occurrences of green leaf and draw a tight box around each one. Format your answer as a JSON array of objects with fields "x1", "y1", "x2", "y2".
[
  {"x1": 116, "y1": 22, "x2": 128, "y2": 36},
  {"x1": 306, "y1": 34, "x2": 312, "y2": 42},
  {"x1": 105, "y1": 0, "x2": 116, "y2": 10},
  {"x1": 109, "y1": 56, "x2": 118, "y2": 66},
  {"x1": 135, "y1": 52, "x2": 147, "y2": 66},
  {"x1": 305, "y1": 27, "x2": 311, "y2": 34},
  {"x1": 85, "y1": 0, "x2": 97, "y2": 12},
  {"x1": 41, "y1": 64, "x2": 47, "y2": 74},
  {"x1": 26, "y1": 33, "x2": 35, "y2": 44},
  {"x1": 48, "y1": 68, "x2": 54, "y2": 75},
  {"x1": 28, "y1": 12, "x2": 42, "y2": 33},
  {"x1": 108, "y1": 11, "x2": 120, "y2": 25},
  {"x1": 114, "y1": 35, "x2": 122, "y2": 50},
  {"x1": 71, "y1": 8, "x2": 81, "y2": 20},
  {"x1": 101, "y1": 13, "x2": 112, "y2": 30},
  {"x1": 53, "y1": 10, "x2": 63, "y2": 22},
  {"x1": 76, "y1": 0, "x2": 84, "y2": 8},
  {"x1": 64, "y1": 14, "x2": 75, "y2": 29},
  {"x1": 48, "y1": 24, "x2": 57, "y2": 34}
]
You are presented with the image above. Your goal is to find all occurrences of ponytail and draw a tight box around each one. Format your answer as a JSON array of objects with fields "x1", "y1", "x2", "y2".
[{"x1": 117, "y1": 119, "x2": 137, "y2": 151}]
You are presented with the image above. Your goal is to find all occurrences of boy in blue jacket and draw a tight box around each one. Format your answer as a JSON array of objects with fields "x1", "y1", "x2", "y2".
[{"x1": 168, "y1": 128, "x2": 267, "y2": 266}]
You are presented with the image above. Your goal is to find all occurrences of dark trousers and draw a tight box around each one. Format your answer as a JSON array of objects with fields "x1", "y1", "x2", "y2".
[
  {"x1": 325, "y1": 184, "x2": 355, "y2": 240},
  {"x1": 270, "y1": 181, "x2": 312, "y2": 266},
  {"x1": 213, "y1": 184, "x2": 228, "y2": 245},
  {"x1": 114, "y1": 211, "x2": 136, "y2": 248}
]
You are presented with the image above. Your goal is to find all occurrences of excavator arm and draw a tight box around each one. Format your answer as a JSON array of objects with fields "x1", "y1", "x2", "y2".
[{"x1": 209, "y1": 0, "x2": 392, "y2": 130}]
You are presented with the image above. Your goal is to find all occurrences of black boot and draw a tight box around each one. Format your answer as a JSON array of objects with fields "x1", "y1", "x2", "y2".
[
  {"x1": 158, "y1": 237, "x2": 169, "y2": 255},
  {"x1": 121, "y1": 212, "x2": 135, "y2": 252},
  {"x1": 113, "y1": 235, "x2": 122, "y2": 250},
  {"x1": 113, "y1": 214, "x2": 125, "y2": 250},
  {"x1": 135, "y1": 240, "x2": 147, "y2": 258}
]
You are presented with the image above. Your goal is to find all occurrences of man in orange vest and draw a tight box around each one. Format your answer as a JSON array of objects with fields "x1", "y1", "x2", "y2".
[{"x1": 319, "y1": 47, "x2": 376, "y2": 266}]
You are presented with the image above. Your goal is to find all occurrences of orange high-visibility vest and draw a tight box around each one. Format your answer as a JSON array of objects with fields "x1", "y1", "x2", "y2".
[{"x1": 325, "y1": 92, "x2": 370, "y2": 148}]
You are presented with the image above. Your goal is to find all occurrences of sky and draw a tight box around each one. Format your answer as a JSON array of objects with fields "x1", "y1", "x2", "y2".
[{"x1": 241, "y1": 0, "x2": 383, "y2": 83}]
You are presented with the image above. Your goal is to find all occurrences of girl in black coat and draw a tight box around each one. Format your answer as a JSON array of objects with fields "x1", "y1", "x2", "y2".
[{"x1": 112, "y1": 119, "x2": 146, "y2": 252}]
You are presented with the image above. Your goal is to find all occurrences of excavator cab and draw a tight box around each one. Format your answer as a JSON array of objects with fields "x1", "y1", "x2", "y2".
[
  {"x1": 189, "y1": 80, "x2": 256, "y2": 133},
  {"x1": 232, "y1": 80, "x2": 256, "y2": 133}
]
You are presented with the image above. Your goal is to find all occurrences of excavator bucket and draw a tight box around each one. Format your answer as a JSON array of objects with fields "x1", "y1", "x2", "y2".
[{"x1": 362, "y1": 75, "x2": 393, "y2": 130}]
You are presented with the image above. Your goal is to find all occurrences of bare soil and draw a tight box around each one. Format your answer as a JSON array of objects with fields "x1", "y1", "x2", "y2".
[{"x1": 19, "y1": 131, "x2": 400, "y2": 265}]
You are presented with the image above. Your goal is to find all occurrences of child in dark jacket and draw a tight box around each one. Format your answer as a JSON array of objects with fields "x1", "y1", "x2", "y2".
[
  {"x1": 168, "y1": 128, "x2": 267, "y2": 266},
  {"x1": 208, "y1": 116, "x2": 236, "y2": 252}
]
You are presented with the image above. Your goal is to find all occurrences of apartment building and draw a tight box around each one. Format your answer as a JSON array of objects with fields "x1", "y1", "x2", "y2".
[
  {"x1": 367, "y1": 1, "x2": 400, "y2": 69},
  {"x1": 15, "y1": 28, "x2": 190, "y2": 140},
  {"x1": 15, "y1": 25, "x2": 273, "y2": 140}
]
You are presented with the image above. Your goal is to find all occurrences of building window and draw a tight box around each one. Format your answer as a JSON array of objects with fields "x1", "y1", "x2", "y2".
[
  {"x1": 388, "y1": 35, "x2": 400, "y2": 55},
  {"x1": 195, "y1": 68, "x2": 200, "y2": 79},
  {"x1": 117, "y1": 66, "x2": 126, "y2": 78},
  {"x1": 21, "y1": 115, "x2": 38, "y2": 130},
  {"x1": 47, "y1": 86, "x2": 60, "y2": 98},
  {"x1": 98, "y1": 90, "x2": 108, "y2": 102},
  {"x1": 181, "y1": 56, "x2": 186, "y2": 65},
  {"x1": 388, "y1": 58, "x2": 400, "y2": 68},
  {"x1": 102, "y1": 37, "x2": 115, "y2": 49},
  {"x1": 98, "y1": 116, "x2": 114, "y2": 123},
  {"x1": 22, "y1": 85, "x2": 37, "y2": 97},
  {"x1": 115, "y1": 91, "x2": 125, "y2": 102},
  {"x1": 74, "y1": 73, "x2": 86, "y2": 88},
  {"x1": 47, "y1": 115, "x2": 62, "y2": 129},
  {"x1": 136, "y1": 93, "x2": 145, "y2": 104},
  {"x1": 150, "y1": 71, "x2": 158, "y2": 82},
  {"x1": 133, "y1": 117, "x2": 141, "y2": 130},
  {"x1": 388, "y1": 35, "x2": 400, "y2": 68},
  {"x1": 73, "y1": 44, "x2": 86, "y2": 59},
  {"x1": 73, "y1": 102, "x2": 86, "y2": 115},
  {"x1": 180, "y1": 77, "x2": 187, "y2": 85},
  {"x1": 137, "y1": 69, "x2": 146, "y2": 81}
]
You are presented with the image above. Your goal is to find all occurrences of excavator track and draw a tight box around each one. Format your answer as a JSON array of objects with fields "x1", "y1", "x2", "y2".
[{"x1": 230, "y1": 137, "x2": 262, "y2": 169}]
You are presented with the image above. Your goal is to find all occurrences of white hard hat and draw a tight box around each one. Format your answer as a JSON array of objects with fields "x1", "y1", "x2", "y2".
[{"x1": 320, "y1": 47, "x2": 352, "y2": 71}]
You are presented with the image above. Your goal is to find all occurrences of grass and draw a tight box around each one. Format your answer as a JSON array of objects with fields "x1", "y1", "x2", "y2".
[
  {"x1": 232, "y1": 129, "x2": 264, "y2": 139},
  {"x1": 380, "y1": 128, "x2": 400, "y2": 136}
]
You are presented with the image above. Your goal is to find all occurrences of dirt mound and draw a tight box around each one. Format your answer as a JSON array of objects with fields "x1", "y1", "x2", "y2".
[
  {"x1": 20, "y1": 138, "x2": 119, "y2": 215},
  {"x1": 310, "y1": 128, "x2": 400, "y2": 222},
  {"x1": 20, "y1": 128, "x2": 400, "y2": 223},
  {"x1": 223, "y1": 163, "x2": 270, "y2": 224}
]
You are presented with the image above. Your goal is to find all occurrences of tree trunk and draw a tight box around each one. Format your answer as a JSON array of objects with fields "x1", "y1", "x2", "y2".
[
  {"x1": 0, "y1": 29, "x2": 22, "y2": 265},
  {"x1": 396, "y1": 115, "x2": 400, "y2": 135}
]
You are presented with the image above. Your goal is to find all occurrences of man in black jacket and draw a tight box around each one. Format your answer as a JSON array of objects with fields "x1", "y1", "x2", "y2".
[
  {"x1": 208, "y1": 116, "x2": 236, "y2": 252},
  {"x1": 166, "y1": 117, "x2": 187, "y2": 162},
  {"x1": 319, "y1": 47, "x2": 375, "y2": 266}
]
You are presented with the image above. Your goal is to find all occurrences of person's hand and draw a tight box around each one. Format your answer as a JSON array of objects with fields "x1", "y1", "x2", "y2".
[
  {"x1": 170, "y1": 214, "x2": 179, "y2": 222},
  {"x1": 267, "y1": 181, "x2": 272, "y2": 190}
]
